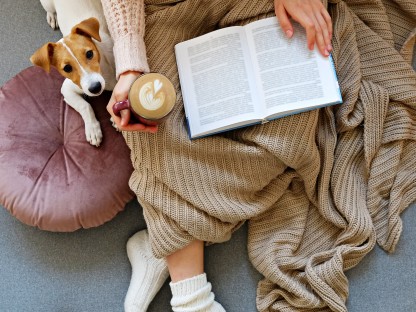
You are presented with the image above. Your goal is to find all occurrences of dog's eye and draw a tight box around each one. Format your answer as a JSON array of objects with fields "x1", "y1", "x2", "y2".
[
  {"x1": 86, "y1": 50, "x2": 94, "y2": 59},
  {"x1": 63, "y1": 65, "x2": 72, "y2": 73}
]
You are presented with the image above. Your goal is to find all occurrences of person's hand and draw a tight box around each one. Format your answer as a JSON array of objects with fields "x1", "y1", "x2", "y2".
[
  {"x1": 274, "y1": 0, "x2": 333, "y2": 57},
  {"x1": 107, "y1": 70, "x2": 158, "y2": 133}
]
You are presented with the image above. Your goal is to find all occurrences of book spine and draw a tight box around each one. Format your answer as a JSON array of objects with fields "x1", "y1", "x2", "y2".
[{"x1": 328, "y1": 54, "x2": 343, "y2": 104}]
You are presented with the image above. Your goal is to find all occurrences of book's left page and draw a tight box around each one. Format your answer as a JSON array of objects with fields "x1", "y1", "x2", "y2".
[{"x1": 175, "y1": 26, "x2": 263, "y2": 138}]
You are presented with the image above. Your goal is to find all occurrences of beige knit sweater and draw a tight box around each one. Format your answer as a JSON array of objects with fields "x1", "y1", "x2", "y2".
[{"x1": 103, "y1": 0, "x2": 416, "y2": 311}]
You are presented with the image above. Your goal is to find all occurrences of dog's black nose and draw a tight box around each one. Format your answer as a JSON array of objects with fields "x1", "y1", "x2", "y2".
[{"x1": 88, "y1": 82, "x2": 102, "y2": 95}]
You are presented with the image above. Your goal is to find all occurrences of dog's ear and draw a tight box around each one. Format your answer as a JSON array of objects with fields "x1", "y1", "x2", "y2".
[
  {"x1": 71, "y1": 17, "x2": 101, "y2": 42},
  {"x1": 30, "y1": 42, "x2": 56, "y2": 73}
]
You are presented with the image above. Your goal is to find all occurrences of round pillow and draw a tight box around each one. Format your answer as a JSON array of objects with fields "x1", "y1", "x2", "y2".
[{"x1": 0, "y1": 67, "x2": 134, "y2": 231}]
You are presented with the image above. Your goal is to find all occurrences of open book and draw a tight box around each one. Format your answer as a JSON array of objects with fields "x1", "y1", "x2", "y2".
[{"x1": 175, "y1": 17, "x2": 342, "y2": 139}]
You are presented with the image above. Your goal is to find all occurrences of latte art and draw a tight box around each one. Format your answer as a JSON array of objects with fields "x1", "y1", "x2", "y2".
[
  {"x1": 124, "y1": 72, "x2": 176, "y2": 124},
  {"x1": 153, "y1": 79, "x2": 163, "y2": 94},
  {"x1": 139, "y1": 80, "x2": 165, "y2": 111}
]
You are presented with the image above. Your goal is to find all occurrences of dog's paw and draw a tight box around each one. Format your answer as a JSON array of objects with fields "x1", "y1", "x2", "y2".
[
  {"x1": 110, "y1": 117, "x2": 121, "y2": 132},
  {"x1": 46, "y1": 12, "x2": 59, "y2": 29},
  {"x1": 85, "y1": 121, "x2": 103, "y2": 147}
]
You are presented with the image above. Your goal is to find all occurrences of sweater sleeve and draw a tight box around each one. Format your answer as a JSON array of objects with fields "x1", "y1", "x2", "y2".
[{"x1": 102, "y1": 0, "x2": 150, "y2": 79}]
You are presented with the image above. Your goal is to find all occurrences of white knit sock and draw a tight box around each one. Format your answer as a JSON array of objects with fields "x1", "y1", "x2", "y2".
[
  {"x1": 170, "y1": 273, "x2": 226, "y2": 312},
  {"x1": 124, "y1": 229, "x2": 169, "y2": 312}
]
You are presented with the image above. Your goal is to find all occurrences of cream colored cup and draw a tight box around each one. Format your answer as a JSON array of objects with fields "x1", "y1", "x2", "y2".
[{"x1": 113, "y1": 73, "x2": 176, "y2": 126}]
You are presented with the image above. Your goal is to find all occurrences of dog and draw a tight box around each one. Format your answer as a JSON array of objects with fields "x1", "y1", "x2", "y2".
[{"x1": 30, "y1": 0, "x2": 116, "y2": 146}]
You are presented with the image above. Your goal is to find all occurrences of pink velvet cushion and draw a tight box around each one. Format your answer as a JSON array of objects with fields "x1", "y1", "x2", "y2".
[{"x1": 0, "y1": 67, "x2": 134, "y2": 231}]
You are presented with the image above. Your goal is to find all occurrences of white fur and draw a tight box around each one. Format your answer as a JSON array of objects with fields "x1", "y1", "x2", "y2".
[
  {"x1": 39, "y1": 0, "x2": 116, "y2": 146},
  {"x1": 61, "y1": 79, "x2": 103, "y2": 146}
]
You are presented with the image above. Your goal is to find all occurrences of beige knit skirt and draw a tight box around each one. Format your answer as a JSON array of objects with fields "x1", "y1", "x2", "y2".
[{"x1": 122, "y1": 0, "x2": 416, "y2": 310}]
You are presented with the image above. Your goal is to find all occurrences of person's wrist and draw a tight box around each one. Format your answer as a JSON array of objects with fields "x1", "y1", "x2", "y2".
[{"x1": 120, "y1": 70, "x2": 142, "y2": 80}]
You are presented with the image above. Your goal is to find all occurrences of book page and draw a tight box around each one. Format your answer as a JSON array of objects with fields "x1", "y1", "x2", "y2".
[
  {"x1": 175, "y1": 26, "x2": 262, "y2": 137},
  {"x1": 245, "y1": 17, "x2": 341, "y2": 117}
]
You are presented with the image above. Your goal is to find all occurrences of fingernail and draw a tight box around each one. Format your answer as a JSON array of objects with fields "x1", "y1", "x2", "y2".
[
  {"x1": 327, "y1": 44, "x2": 333, "y2": 51},
  {"x1": 285, "y1": 30, "x2": 293, "y2": 38},
  {"x1": 324, "y1": 49, "x2": 329, "y2": 56}
]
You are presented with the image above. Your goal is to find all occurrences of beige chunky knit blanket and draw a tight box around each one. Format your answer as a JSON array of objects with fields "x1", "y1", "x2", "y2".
[{"x1": 123, "y1": 0, "x2": 416, "y2": 310}]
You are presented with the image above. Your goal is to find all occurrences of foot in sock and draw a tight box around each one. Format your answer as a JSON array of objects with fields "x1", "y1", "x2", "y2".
[
  {"x1": 170, "y1": 273, "x2": 226, "y2": 312},
  {"x1": 124, "y1": 229, "x2": 169, "y2": 312}
]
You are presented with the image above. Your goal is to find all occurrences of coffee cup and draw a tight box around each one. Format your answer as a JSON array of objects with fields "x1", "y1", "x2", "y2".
[{"x1": 113, "y1": 73, "x2": 176, "y2": 126}]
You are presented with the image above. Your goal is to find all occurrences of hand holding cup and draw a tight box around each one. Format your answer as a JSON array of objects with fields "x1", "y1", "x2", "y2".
[
  {"x1": 107, "y1": 72, "x2": 176, "y2": 132},
  {"x1": 113, "y1": 73, "x2": 176, "y2": 127}
]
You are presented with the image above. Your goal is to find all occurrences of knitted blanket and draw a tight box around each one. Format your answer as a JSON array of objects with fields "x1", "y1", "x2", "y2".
[{"x1": 124, "y1": 0, "x2": 416, "y2": 310}]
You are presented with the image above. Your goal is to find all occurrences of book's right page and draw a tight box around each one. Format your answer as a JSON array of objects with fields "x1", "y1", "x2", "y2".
[{"x1": 244, "y1": 17, "x2": 342, "y2": 119}]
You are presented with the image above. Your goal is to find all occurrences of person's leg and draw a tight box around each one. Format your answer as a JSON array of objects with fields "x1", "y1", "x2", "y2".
[
  {"x1": 166, "y1": 240, "x2": 204, "y2": 282},
  {"x1": 167, "y1": 240, "x2": 226, "y2": 312}
]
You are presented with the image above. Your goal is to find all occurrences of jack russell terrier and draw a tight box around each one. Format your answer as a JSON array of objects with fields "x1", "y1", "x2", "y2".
[{"x1": 31, "y1": 0, "x2": 116, "y2": 146}]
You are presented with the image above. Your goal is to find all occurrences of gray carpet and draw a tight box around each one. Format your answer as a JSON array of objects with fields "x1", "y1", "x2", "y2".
[{"x1": 0, "y1": 1, "x2": 415, "y2": 311}]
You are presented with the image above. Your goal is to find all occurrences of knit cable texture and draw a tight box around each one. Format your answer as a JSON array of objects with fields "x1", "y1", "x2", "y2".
[
  {"x1": 121, "y1": 0, "x2": 415, "y2": 311},
  {"x1": 102, "y1": 0, "x2": 150, "y2": 77}
]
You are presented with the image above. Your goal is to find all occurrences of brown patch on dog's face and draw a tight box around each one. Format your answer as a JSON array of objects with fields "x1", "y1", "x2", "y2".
[{"x1": 50, "y1": 35, "x2": 101, "y2": 89}]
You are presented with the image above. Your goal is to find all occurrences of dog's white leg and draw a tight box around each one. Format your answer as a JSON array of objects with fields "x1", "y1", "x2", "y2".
[
  {"x1": 40, "y1": 0, "x2": 59, "y2": 29},
  {"x1": 61, "y1": 79, "x2": 103, "y2": 147},
  {"x1": 109, "y1": 116, "x2": 122, "y2": 132}
]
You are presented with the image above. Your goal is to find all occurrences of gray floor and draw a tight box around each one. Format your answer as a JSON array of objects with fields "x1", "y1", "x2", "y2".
[{"x1": 0, "y1": 1, "x2": 415, "y2": 311}]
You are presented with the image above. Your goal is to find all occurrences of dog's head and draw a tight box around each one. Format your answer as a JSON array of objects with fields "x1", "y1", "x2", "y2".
[{"x1": 30, "y1": 17, "x2": 105, "y2": 97}]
